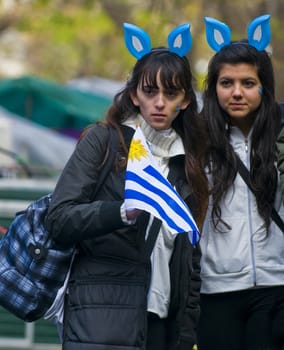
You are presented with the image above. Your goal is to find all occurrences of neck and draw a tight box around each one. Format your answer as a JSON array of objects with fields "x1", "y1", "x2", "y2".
[
  {"x1": 138, "y1": 115, "x2": 184, "y2": 157},
  {"x1": 230, "y1": 116, "x2": 255, "y2": 138}
]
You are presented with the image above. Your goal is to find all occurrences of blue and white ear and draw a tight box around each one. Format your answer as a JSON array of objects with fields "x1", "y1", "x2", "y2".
[
  {"x1": 247, "y1": 14, "x2": 271, "y2": 51},
  {"x1": 168, "y1": 23, "x2": 192, "y2": 57},
  {"x1": 204, "y1": 17, "x2": 231, "y2": 52},
  {"x1": 123, "y1": 23, "x2": 151, "y2": 60}
]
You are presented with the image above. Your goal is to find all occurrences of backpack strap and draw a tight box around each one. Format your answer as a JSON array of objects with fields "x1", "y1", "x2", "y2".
[
  {"x1": 144, "y1": 217, "x2": 162, "y2": 259},
  {"x1": 236, "y1": 156, "x2": 284, "y2": 233},
  {"x1": 92, "y1": 126, "x2": 118, "y2": 199}
]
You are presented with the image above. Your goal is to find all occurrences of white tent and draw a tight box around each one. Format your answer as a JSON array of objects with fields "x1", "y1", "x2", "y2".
[
  {"x1": 0, "y1": 106, "x2": 76, "y2": 178},
  {"x1": 68, "y1": 76, "x2": 125, "y2": 98}
]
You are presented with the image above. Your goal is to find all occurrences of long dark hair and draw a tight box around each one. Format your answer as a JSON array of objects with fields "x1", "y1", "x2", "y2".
[
  {"x1": 202, "y1": 41, "x2": 281, "y2": 231},
  {"x1": 106, "y1": 48, "x2": 209, "y2": 228}
]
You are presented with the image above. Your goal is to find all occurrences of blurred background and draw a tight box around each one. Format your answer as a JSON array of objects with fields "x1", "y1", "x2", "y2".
[
  {"x1": 0, "y1": 0, "x2": 283, "y2": 348},
  {"x1": 0, "y1": 0, "x2": 282, "y2": 95},
  {"x1": 0, "y1": 0, "x2": 283, "y2": 179}
]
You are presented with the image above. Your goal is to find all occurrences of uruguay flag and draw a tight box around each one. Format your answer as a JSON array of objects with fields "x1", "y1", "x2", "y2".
[{"x1": 124, "y1": 126, "x2": 200, "y2": 245}]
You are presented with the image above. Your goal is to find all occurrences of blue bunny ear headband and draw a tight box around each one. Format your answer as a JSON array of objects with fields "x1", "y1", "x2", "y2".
[
  {"x1": 123, "y1": 22, "x2": 192, "y2": 60},
  {"x1": 204, "y1": 14, "x2": 271, "y2": 52}
]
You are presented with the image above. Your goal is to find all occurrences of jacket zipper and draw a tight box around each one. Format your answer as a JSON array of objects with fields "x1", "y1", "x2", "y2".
[{"x1": 245, "y1": 138, "x2": 257, "y2": 286}]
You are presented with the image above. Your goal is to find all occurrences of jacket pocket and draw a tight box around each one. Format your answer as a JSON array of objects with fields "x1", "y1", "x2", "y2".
[{"x1": 64, "y1": 276, "x2": 148, "y2": 349}]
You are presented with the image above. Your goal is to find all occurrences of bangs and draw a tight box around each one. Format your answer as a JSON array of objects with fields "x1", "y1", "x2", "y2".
[{"x1": 140, "y1": 57, "x2": 186, "y2": 91}]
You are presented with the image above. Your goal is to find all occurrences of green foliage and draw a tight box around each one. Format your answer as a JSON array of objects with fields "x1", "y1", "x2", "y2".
[{"x1": 7, "y1": 1, "x2": 119, "y2": 81}]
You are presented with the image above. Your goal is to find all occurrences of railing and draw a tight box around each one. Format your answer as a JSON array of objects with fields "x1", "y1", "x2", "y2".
[{"x1": 0, "y1": 307, "x2": 60, "y2": 349}]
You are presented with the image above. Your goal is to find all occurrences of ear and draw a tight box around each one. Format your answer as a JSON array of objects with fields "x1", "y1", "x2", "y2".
[
  {"x1": 247, "y1": 14, "x2": 271, "y2": 51},
  {"x1": 180, "y1": 99, "x2": 191, "y2": 110},
  {"x1": 168, "y1": 23, "x2": 192, "y2": 57},
  {"x1": 130, "y1": 92, "x2": 139, "y2": 107},
  {"x1": 123, "y1": 23, "x2": 151, "y2": 60},
  {"x1": 204, "y1": 17, "x2": 231, "y2": 52}
]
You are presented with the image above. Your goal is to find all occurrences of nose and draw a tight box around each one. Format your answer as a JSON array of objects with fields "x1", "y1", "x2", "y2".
[
  {"x1": 232, "y1": 84, "x2": 243, "y2": 98},
  {"x1": 155, "y1": 93, "x2": 166, "y2": 108}
]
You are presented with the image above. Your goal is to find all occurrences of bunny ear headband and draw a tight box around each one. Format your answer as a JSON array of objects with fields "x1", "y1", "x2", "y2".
[
  {"x1": 204, "y1": 14, "x2": 271, "y2": 52},
  {"x1": 123, "y1": 22, "x2": 192, "y2": 60}
]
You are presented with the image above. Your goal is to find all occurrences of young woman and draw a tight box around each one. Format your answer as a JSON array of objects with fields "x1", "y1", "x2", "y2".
[
  {"x1": 46, "y1": 23, "x2": 208, "y2": 350},
  {"x1": 198, "y1": 15, "x2": 284, "y2": 350}
]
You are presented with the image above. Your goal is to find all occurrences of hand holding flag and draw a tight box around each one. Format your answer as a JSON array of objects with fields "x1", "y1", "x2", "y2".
[{"x1": 124, "y1": 126, "x2": 200, "y2": 245}]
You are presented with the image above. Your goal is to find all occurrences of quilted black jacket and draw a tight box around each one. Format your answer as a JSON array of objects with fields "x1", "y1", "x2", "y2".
[{"x1": 46, "y1": 123, "x2": 201, "y2": 350}]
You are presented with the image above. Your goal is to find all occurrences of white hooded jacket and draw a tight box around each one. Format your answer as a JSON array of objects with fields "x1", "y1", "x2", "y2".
[{"x1": 200, "y1": 126, "x2": 284, "y2": 294}]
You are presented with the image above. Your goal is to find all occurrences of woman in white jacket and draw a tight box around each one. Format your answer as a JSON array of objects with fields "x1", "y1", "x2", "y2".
[{"x1": 198, "y1": 15, "x2": 284, "y2": 350}]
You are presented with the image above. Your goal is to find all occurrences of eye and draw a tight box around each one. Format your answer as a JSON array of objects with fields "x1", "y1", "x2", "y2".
[
  {"x1": 142, "y1": 85, "x2": 157, "y2": 95},
  {"x1": 165, "y1": 89, "x2": 180, "y2": 97},
  {"x1": 243, "y1": 80, "x2": 256, "y2": 88},
  {"x1": 219, "y1": 79, "x2": 232, "y2": 87}
]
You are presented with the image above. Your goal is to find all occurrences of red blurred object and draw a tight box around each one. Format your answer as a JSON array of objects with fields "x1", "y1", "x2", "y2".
[{"x1": 0, "y1": 226, "x2": 7, "y2": 235}]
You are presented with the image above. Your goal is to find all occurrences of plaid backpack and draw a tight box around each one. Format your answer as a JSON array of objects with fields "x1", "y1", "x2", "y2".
[
  {"x1": 0, "y1": 126, "x2": 117, "y2": 322},
  {"x1": 0, "y1": 193, "x2": 74, "y2": 322}
]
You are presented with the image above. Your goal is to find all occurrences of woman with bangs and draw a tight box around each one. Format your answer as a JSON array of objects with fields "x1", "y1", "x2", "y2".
[{"x1": 46, "y1": 22, "x2": 208, "y2": 350}]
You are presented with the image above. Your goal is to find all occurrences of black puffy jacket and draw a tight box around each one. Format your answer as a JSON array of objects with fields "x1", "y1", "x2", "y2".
[{"x1": 46, "y1": 123, "x2": 201, "y2": 350}]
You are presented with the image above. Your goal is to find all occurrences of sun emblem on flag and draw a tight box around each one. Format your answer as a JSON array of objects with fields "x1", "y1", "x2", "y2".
[{"x1": 128, "y1": 139, "x2": 148, "y2": 161}]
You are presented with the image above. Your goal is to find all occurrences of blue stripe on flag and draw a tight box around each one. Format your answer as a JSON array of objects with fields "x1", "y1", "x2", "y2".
[
  {"x1": 125, "y1": 169, "x2": 196, "y2": 228},
  {"x1": 144, "y1": 165, "x2": 182, "y2": 195},
  {"x1": 125, "y1": 189, "x2": 187, "y2": 232},
  {"x1": 191, "y1": 230, "x2": 199, "y2": 245}
]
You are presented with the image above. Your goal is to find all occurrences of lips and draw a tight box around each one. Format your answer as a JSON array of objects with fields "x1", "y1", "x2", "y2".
[
  {"x1": 152, "y1": 114, "x2": 166, "y2": 120},
  {"x1": 229, "y1": 103, "x2": 246, "y2": 109}
]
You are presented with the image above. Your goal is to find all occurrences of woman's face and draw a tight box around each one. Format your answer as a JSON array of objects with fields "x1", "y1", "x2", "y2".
[
  {"x1": 130, "y1": 71, "x2": 190, "y2": 130},
  {"x1": 216, "y1": 63, "x2": 262, "y2": 135}
]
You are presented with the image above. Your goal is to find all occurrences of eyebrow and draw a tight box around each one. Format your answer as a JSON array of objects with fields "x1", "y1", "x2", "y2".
[{"x1": 218, "y1": 76, "x2": 258, "y2": 81}]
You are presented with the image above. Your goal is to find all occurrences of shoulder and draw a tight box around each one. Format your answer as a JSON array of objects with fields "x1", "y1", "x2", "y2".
[
  {"x1": 78, "y1": 122, "x2": 135, "y2": 150},
  {"x1": 79, "y1": 123, "x2": 110, "y2": 142},
  {"x1": 76, "y1": 123, "x2": 115, "y2": 155}
]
